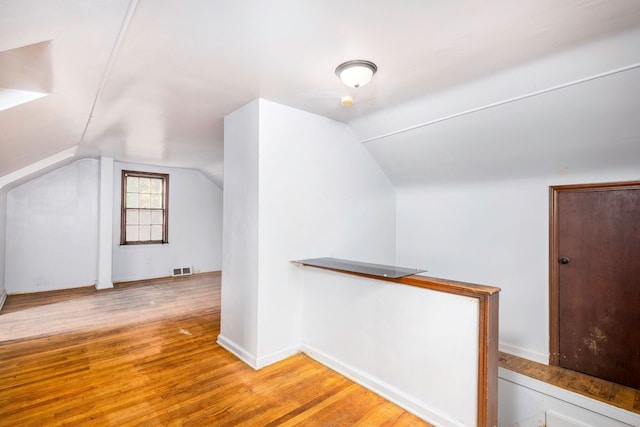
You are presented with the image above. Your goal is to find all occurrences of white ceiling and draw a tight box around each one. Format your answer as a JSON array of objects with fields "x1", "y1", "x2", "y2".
[
  {"x1": 364, "y1": 65, "x2": 640, "y2": 187},
  {"x1": 1, "y1": 0, "x2": 639, "y2": 188}
]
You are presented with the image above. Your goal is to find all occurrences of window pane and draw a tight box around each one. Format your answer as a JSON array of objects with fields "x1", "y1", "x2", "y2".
[
  {"x1": 150, "y1": 178, "x2": 162, "y2": 194},
  {"x1": 138, "y1": 225, "x2": 150, "y2": 241},
  {"x1": 126, "y1": 193, "x2": 138, "y2": 208},
  {"x1": 126, "y1": 209, "x2": 139, "y2": 225},
  {"x1": 139, "y1": 210, "x2": 151, "y2": 225},
  {"x1": 151, "y1": 225, "x2": 163, "y2": 241},
  {"x1": 139, "y1": 178, "x2": 151, "y2": 193},
  {"x1": 138, "y1": 193, "x2": 151, "y2": 208},
  {"x1": 126, "y1": 225, "x2": 138, "y2": 242},
  {"x1": 151, "y1": 210, "x2": 163, "y2": 224},
  {"x1": 126, "y1": 177, "x2": 139, "y2": 192},
  {"x1": 150, "y1": 194, "x2": 162, "y2": 209}
]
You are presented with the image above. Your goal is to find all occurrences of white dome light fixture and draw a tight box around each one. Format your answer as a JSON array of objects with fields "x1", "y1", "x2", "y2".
[{"x1": 335, "y1": 60, "x2": 377, "y2": 88}]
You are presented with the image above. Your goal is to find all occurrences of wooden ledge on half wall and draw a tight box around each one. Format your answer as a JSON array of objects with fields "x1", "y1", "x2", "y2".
[{"x1": 293, "y1": 257, "x2": 500, "y2": 298}]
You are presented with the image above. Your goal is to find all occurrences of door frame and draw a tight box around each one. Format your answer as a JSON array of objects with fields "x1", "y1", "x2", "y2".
[{"x1": 548, "y1": 180, "x2": 640, "y2": 366}]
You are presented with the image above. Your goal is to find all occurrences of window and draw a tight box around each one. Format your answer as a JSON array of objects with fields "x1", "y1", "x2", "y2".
[{"x1": 121, "y1": 170, "x2": 169, "y2": 245}]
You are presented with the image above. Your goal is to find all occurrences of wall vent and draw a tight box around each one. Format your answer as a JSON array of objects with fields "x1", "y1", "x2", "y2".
[{"x1": 172, "y1": 267, "x2": 193, "y2": 277}]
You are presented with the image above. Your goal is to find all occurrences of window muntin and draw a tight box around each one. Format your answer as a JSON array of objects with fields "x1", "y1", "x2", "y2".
[{"x1": 121, "y1": 171, "x2": 169, "y2": 245}]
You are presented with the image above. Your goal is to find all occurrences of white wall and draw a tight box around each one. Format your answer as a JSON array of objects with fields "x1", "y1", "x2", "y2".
[
  {"x1": 257, "y1": 100, "x2": 396, "y2": 362},
  {"x1": 347, "y1": 30, "x2": 640, "y2": 422},
  {"x1": 219, "y1": 99, "x2": 396, "y2": 368},
  {"x1": 1, "y1": 157, "x2": 222, "y2": 294},
  {"x1": 220, "y1": 99, "x2": 261, "y2": 360},
  {"x1": 302, "y1": 269, "x2": 479, "y2": 427},
  {"x1": 0, "y1": 148, "x2": 77, "y2": 302},
  {"x1": 347, "y1": 26, "x2": 640, "y2": 364},
  {"x1": 5, "y1": 159, "x2": 99, "y2": 293},
  {"x1": 395, "y1": 168, "x2": 639, "y2": 364},
  {"x1": 258, "y1": 99, "x2": 396, "y2": 265},
  {"x1": 112, "y1": 161, "x2": 223, "y2": 283},
  {"x1": 0, "y1": 187, "x2": 8, "y2": 307}
]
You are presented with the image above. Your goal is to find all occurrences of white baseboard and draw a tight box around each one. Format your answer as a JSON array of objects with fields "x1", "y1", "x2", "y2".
[
  {"x1": 500, "y1": 342, "x2": 549, "y2": 364},
  {"x1": 301, "y1": 344, "x2": 467, "y2": 427},
  {"x1": 216, "y1": 334, "x2": 258, "y2": 369},
  {"x1": 255, "y1": 345, "x2": 300, "y2": 369},
  {"x1": 95, "y1": 281, "x2": 114, "y2": 290},
  {"x1": 215, "y1": 338, "x2": 476, "y2": 426},
  {"x1": 0, "y1": 291, "x2": 6, "y2": 312},
  {"x1": 216, "y1": 334, "x2": 300, "y2": 370}
]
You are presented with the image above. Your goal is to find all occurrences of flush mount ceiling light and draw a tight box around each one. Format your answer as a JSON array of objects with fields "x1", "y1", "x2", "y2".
[{"x1": 335, "y1": 60, "x2": 377, "y2": 88}]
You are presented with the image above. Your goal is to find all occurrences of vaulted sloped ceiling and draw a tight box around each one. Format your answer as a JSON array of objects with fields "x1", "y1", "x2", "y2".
[
  {"x1": 0, "y1": 0, "x2": 132, "y2": 179},
  {"x1": 1, "y1": 0, "x2": 639, "y2": 188},
  {"x1": 361, "y1": 65, "x2": 640, "y2": 187}
]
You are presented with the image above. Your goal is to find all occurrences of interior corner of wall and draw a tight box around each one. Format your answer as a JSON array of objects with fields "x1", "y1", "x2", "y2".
[
  {"x1": 499, "y1": 342, "x2": 549, "y2": 365},
  {"x1": 216, "y1": 333, "x2": 259, "y2": 370},
  {"x1": 255, "y1": 344, "x2": 301, "y2": 370},
  {"x1": 95, "y1": 281, "x2": 114, "y2": 290}
]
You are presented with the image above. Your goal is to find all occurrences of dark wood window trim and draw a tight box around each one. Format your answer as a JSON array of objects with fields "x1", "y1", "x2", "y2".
[
  {"x1": 120, "y1": 170, "x2": 169, "y2": 245},
  {"x1": 548, "y1": 180, "x2": 640, "y2": 366}
]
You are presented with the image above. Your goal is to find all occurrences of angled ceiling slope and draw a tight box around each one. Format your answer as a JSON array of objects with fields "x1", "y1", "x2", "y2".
[
  {"x1": 1, "y1": 0, "x2": 640, "y2": 188},
  {"x1": 0, "y1": 0, "x2": 133, "y2": 183},
  {"x1": 362, "y1": 64, "x2": 640, "y2": 187}
]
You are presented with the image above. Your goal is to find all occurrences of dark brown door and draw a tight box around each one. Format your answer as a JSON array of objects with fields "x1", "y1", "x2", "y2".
[{"x1": 550, "y1": 182, "x2": 640, "y2": 389}]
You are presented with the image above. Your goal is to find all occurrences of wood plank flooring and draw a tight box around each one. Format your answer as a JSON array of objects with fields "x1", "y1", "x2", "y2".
[
  {"x1": 0, "y1": 272, "x2": 430, "y2": 426},
  {"x1": 499, "y1": 352, "x2": 640, "y2": 414}
]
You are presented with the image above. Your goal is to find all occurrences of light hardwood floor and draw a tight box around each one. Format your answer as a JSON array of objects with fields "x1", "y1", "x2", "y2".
[{"x1": 0, "y1": 272, "x2": 430, "y2": 426}]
